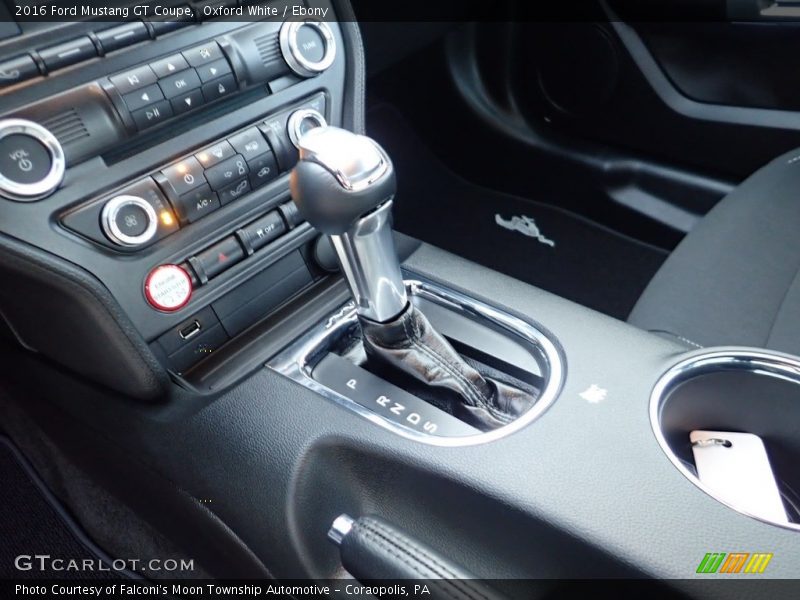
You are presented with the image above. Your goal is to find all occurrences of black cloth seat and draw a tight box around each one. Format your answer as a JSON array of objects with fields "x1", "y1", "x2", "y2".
[{"x1": 629, "y1": 148, "x2": 800, "y2": 355}]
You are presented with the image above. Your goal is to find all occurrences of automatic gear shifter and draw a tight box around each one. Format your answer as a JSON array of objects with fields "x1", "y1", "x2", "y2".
[{"x1": 290, "y1": 127, "x2": 534, "y2": 430}]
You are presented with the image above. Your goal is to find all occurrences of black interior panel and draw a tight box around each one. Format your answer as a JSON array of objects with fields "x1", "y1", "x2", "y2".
[{"x1": 636, "y1": 21, "x2": 800, "y2": 112}]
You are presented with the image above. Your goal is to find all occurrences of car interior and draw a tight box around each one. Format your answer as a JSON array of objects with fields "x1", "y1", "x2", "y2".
[{"x1": 1, "y1": 0, "x2": 799, "y2": 596}]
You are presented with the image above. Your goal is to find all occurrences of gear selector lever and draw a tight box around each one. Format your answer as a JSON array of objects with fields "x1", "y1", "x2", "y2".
[
  {"x1": 290, "y1": 127, "x2": 534, "y2": 430},
  {"x1": 290, "y1": 126, "x2": 406, "y2": 323}
]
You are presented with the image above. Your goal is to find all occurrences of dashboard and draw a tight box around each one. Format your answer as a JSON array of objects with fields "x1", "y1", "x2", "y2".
[{"x1": 0, "y1": 0, "x2": 356, "y2": 399}]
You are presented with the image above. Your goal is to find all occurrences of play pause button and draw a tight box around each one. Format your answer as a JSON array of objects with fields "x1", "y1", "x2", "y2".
[
  {"x1": 171, "y1": 89, "x2": 204, "y2": 115},
  {"x1": 131, "y1": 100, "x2": 173, "y2": 130}
]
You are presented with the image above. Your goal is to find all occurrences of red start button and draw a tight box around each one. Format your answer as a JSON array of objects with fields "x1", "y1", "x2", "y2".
[{"x1": 144, "y1": 264, "x2": 193, "y2": 312}]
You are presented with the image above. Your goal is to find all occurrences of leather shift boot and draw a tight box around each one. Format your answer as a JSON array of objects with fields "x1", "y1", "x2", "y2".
[{"x1": 360, "y1": 304, "x2": 535, "y2": 430}]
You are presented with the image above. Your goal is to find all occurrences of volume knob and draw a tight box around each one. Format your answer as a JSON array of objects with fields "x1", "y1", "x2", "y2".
[{"x1": 0, "y1": 119, "x2": 65, "y2": 202}]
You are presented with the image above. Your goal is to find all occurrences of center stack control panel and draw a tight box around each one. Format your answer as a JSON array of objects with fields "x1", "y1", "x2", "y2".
[{"x1": 0, "y1": 2, "x2": 350, "y2": 380}]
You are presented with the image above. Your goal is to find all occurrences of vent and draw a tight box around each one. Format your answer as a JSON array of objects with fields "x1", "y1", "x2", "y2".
[
  {"x1": 254, "y1": 31, "x2": 281, "y2": 67},
  {"x1": 42, "y1": 108, "x2": 89, "y2": 146}
]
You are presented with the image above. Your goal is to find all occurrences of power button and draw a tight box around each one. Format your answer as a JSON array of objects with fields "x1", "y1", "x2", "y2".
[{"x1": 0, "y1": 119, "x2": 65, "y2": 202}]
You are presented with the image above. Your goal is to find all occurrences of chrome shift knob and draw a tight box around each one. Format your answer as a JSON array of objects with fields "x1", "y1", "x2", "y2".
[{"x1": 290, "y1": 126, "x2": 408, "y2": 323}]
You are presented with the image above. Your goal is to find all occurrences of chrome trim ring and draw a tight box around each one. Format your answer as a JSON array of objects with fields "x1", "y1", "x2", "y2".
[
  {"x1": 101, "y1": 195, "x2": 159, "y2": 248},
  {"x1": 268, "y1": 277, "x2": 566, "y2": 447},
  {"x1": 650, "y1": 348, "x2": 800, "y2": 532},
  {"x1": 0, "y1": 119, "x2": 65, "y2": 202},
  {"x1": 298, "y1": 127, "x2": 390, "y2": 192},
  {"x1": 280, "y1": 21, "x2": 337, "y2": 77},
  {"x1": 287, "y1": 108, "x2": 328, "y2": 148}
]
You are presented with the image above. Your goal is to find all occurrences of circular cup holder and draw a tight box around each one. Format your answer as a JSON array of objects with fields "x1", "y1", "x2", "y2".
[{"x1": 650, "y1": 349, "x2": 800, "y2": 531}]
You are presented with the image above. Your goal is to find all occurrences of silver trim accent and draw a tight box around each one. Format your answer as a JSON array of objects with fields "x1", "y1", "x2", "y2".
[
  {"x1": 0, "y1": 119, "x2": 65, "y2": 202},
  {"x1": 287, "y1": 108, "x2": 328, "y2": 148},
  {"x1": 298, "y1": 126, "x2": 390, "y2": 192},
  {"x1": 268, "y1": 278, "x2": 566, "y2": 447},
  {"x1": 327, "y1": 514, "x2": 355, "y2": 546},
  {"x1": 650, "y1": 348, "x2": 800, "y2": 532},
  {"x1": 331, "y1": 201, "x2": 408, "y2": 323},
  {"x1": 280, "y1": 21, "x2": 336, "y2": 78},
  {"x1": 101, "y1": 195, "x2": 159, "y2": 248}
]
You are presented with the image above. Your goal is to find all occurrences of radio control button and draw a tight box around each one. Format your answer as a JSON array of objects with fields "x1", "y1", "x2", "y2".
[
  {"x1": 195, "y1": 141, "x2": 234, "y2": 169},
  {"x1": 158, "y1": 68, "x2": 201, "y2": 99},
  {"x1": 110, "y1": 65, "x2": 157, "y2": 95},
  {"x1": 173, "y1": 184, "x2": 220, "y2": 224},
  {"x1": 150, "y1": 54, "x2": 189, "y2": 78},
  {"x1": 145, "y1": 265, "x2": 193, "y2": 312},
  {"x1": 161, "y1": 157, "x2": 206, "y2": 196},
  {"x1": 122, "y1": 83, "x2": 165, "y2": 112},
  {"x1": 196, "y1": 58, "x2": 231, "y2": 83},
  {"x1": 0, "y1": 55, "x2": 39, "y2": 88},
  {"x1": 0, "y1": 134, "x2": 51, "y2": 185},
  {"x1": 39, "y1": 36, "x2": 97, "y2": 72},
  {"x1": 149, "y1": 14, "x2": 194, "y2": 36},
  {"x1": 247, "y1": 152, "x2": 279, "y2": 189},
  {"x1": 0, "y1": 119, "x2": 65, "y2": 201},
  {"x1": 280, "y1": 21, "x2": 336, "y2": 77},
  {"x1": 171, "y1": 89, "x2": 204, "y2": 116},
  {"x1": 204, "y1": 154, "x2": 248, "y2": 191},
  {"x1": 96, "y1": 23, "x2": 149, "y2": 53},
  {"x1": 218, "y1": 178, "x2": 251, "y2": 206},
  {"x1": 183, "y1": 42, "x2": 224, "y2": 67},
  {"x1": 228, "y1": 127, "x2": 269, "y2": 162},
  {"x1": 201, "y1": 74, "x2": 236, "y2": 102},
  {"x1": 131, "y1": 99, "x2": 173, "y2": 130}
]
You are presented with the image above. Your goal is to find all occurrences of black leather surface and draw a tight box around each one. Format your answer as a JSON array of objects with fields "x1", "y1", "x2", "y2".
[
  {"x1": 290, "y1": 159, "x2": 396, "y2": 235},
  {"x1": 0, "y1": 232, "x2": 168, "y2": 400},
  {"x1": 341, "y1": 516, "x2": 503, "y2": 600},
  {"x1": 630, "y1": 147, "x2": 800, "y2": 354},
  {"x1": 360, "y1": 305, "x2": 535, "y2": 430}
]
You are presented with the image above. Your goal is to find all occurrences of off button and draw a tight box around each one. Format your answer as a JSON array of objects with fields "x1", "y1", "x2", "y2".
[{"x1": 0, "y1": 119, "x2": 65, "y2": 201}]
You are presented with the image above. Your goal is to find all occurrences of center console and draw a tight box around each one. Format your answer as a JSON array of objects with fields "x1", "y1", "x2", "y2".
[{"x1": 0, "y1": 1, "x2": 359, "y2": 395}]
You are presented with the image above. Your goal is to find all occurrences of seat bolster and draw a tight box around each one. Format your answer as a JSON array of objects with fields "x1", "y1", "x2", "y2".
[{"x1": 629, "y1": 149, "x2": 800, "y2": 354}]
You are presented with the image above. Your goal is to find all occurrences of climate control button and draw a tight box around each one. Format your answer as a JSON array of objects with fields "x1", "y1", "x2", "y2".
[
  {"x1": 287, "y1": 108, "x2": 327, "y2": 148},
  {"x1": 101, "y1": 195, "x2": 159, "y2": 247}
]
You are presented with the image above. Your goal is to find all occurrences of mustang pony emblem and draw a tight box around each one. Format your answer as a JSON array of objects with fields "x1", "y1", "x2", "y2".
[{"x1": 495, "y1": 214, "x2": 555, "y2": 247}]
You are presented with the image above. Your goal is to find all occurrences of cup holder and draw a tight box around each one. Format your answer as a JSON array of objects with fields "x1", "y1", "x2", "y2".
[{"x1": 650, "y1": 349, "x2": 800, "y2": 531}]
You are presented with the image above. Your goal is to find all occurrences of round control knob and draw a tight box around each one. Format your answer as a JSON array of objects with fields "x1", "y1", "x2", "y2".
[
  {"x1": 144, "y1": 265, "x2": 193, "y2": 312},
  {"x1": 287, "y1": 108, "x2": 328, "y2": 148},
  {"x1": 280, "y1": 21, "x2": 336, "y2": 78},
  {"x1": 101, "y1": 195, "x2": 159, "y2": 248},
  {"x1": 0, "y1": 119, "x2": 65, "y2": 202}
]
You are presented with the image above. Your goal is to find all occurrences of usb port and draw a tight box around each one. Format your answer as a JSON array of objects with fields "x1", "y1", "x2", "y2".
[{"x1": 179, "y1": 320, "x2": 202, "y2": 341}]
